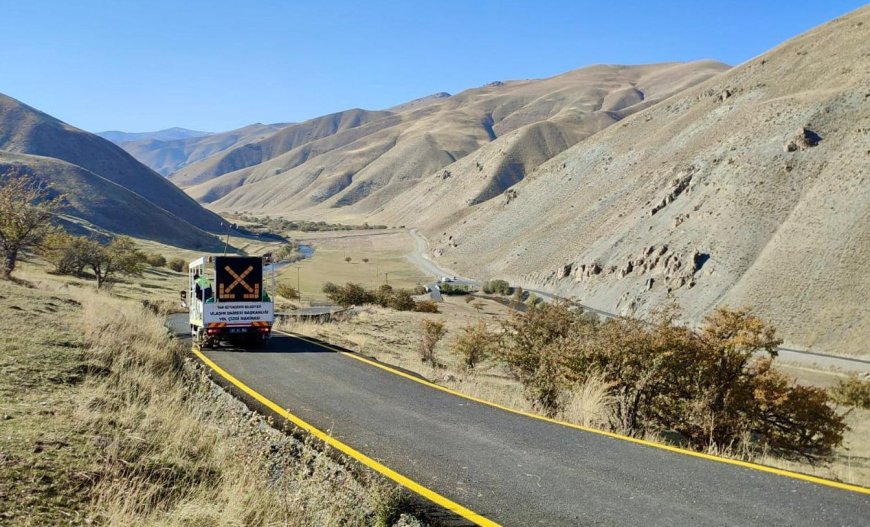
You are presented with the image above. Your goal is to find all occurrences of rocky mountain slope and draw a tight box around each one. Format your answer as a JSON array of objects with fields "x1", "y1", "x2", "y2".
[
  {"x1": 0, "y1": 94, "x2": 225, "y2": 248},
  {"x1": 400, "y1": 6, "x2": 869, "y2": 355},
  {"x1": 115, "y1": 123, "x2": 288, "y2": 176},
  {"x1": 97, "y1": 127, "x2": 212, "y2": 144},
  {"x1": 174, "y1": 61, "x2": 727, "y2": 213}
]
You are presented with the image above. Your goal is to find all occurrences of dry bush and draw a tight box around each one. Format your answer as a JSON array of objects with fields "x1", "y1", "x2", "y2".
[
  {"x1": 419, "y1": 319, "x2": 446, "y2": 365},
  {"x1": 494, "y1": 303, "x2": 846, "y2": 459},
  {"x1": 167, "y1": 257, "x2": 186, "y2": 273},
  {"x1": 414, "y1": 300, "x2": 439, "y2": 313},
  {"x1": 451, "y1": 321, "x2": 496, "y2": 371},
  {"x1": 276, "y1": 282, "x2": 300, "y2": 300},
  {"x1": 829, "y1": 375, "x2": 870, "y2": 409},
  {"x1": 145, "y1": 253, "x2": 166, "y2": 267}
]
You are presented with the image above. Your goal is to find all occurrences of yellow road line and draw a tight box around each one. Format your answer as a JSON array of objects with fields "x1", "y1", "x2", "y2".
[
  {"x1": 191, "y1": 348, "x2": 499, "y2": 527},
  {"x1": 282, "y1": 331, "x2": 870, "y2": 496}
]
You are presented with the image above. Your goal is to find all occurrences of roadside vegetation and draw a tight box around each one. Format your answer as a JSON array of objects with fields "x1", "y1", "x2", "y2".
[
  {"x1": 0, "y1": 262, "x2": 418, "y2": 526},
  {"x1": 829, "y1": 375, "x2": 870, "y2": 409},
  {"x1": 323, "y1": 282, "x2": 438, "y2": 313},
  {"x1": 487, "y1": 303, "x2": 844, "y2": 460},
  {"x1": 227, "y1": 213, "x2": 389, "y2": 233},
  {"x1": 279, "y1": 296, "x2": 869, "y2": 486}
]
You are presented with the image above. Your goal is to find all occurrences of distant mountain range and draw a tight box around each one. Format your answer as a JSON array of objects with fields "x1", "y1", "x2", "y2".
[
  {"x1": 97, "y1": 127, "x2": 212, "y2": 144},
  {"x1": 113, "y1": 123, "x2": 290, "y2": 176},
  {"x1": 0, "y1": 94, "x2": 225, "y2": 249}
]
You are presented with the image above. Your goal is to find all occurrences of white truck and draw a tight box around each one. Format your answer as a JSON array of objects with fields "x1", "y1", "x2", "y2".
[{"x1": 186, "y1": 255, "x2": 275, "y2": 348}]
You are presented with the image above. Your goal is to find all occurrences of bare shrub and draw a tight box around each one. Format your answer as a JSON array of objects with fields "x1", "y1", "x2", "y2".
[
  {"x1": 168, "y1": 257, "x2": 186, "y2": 273},
  {"x1": 451, "y1": 322, "x2": 495, "y2": 371},
  {"x1": 276, "y1": 283, "x2": 300, "y2": 300},
  {"x1": 414, "y1": 300, "x2": 439, "y2": 313},
  {"x1": 145, "y1": 253, "x2": 167, "y2": 267},
  {"x1": 419, "y1": 319, "x2": 446, "y2": 365},
  {"x1": 829, "y1": 375, "x2": 870, "y2": 409}
]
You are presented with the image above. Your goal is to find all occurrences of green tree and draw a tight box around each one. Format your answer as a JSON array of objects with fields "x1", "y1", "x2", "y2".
[
  {"x1": 87, "y1": 236, "x2": 146, "y2": 288},
  {"x1": 0, "y1": 171, "x2": 65, "y2": 279},
  {"x1": 41, "y1": 231, "x2": 91, "y2": 276}
]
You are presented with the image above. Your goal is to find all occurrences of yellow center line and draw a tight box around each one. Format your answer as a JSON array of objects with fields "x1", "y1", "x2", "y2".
[
  {"x1": 280, "y1": 331, "x2": 870, "y2": 496},
  {"x1": 191, "y1": 348, "x2": 500, "y2": 527}
]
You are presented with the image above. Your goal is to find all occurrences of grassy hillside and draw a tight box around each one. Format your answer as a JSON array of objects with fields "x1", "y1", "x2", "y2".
[
  {"x1": 0, "y1": 93, "x2": 224, "y2": 233},
  {"x1": 0, "y1": 152, "x2": 223, "y2": 250},
  {"x1": 413, "y1": 6, "x2": 870, "y2": 355}
]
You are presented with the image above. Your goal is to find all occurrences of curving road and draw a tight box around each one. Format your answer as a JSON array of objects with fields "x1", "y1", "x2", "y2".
[
  {"x1": 405, "y1": 230, "x2": 870, "y2": 374},
  {"x1": 168, "y1": 314, "x2": 869, "y2": 526}
]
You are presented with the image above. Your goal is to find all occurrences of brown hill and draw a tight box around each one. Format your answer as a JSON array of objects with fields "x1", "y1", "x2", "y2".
[
  {"x1": 170, "y1": 109, "x2": 392, "y2": 189},
  {"x1": 186, "y1": 61, "x2": 726, "y2": 213},
  {"x1": 0, "y1": 152, "x2": 221, "y2": 249},
  {"x1": 401, "y1": 6, "x2": 870, "y2": 355},
  {"x1": 116, "y1": 123, "x2": 288, "y2": 177},
  {"x1": 0, "y1": 93, "x2": 225, "y2": 248},
  {"x1": 0, "y1": 93, "x2": 224, "y2": 234}
]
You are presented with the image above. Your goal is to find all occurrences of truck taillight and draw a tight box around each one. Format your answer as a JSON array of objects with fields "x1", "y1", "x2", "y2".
[
  {"x1": 207, "y1": 328, "x2": 220, "y2": 335},
  {"x1": 257, "y1": 326, "x2": 271, "y2": 333}
]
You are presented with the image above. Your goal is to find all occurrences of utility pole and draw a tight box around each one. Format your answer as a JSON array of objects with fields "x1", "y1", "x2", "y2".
[
  {"x1": 384, "y1": 272, "x2": 389, "y2": 285},
  {"x1": 295, "y1": 265, "x2": 302, "y2": 303},
  {"x1": 221, "y1": 222, "x2": 236, "y2": 255}
]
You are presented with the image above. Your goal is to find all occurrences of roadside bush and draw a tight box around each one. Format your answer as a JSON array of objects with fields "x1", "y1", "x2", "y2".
[
  {"x1": 494, "y1": 304, "x2": 846, "y2": 459},
  {"x1": 276, "y1": 283, "x2": 300, "y2": 301},
  {"x1": 145, "y1": 253, "x2": 167, "y2": 267},
  {"x1": 420, "y1": 320, "x2": 446, "y2": 365},
  {"x1": 482, "y1": 279, "x2": 512, "y2": 295},
  {"x1": 324, "y1": 282, "x2": 372, "y2": 307},
  {"x1": 413, "y1": 285, "x2": 427, "y2": 295},
  {"x1": 829, "y1": 375, "x2": 870, "y2": 409},
  {"x1": 322, "y1": 282, "x2": 441, "y2": 313},
  {"x1": 451, "y1": 322, "x2": 496, "y2": 370},
  {"x1": 439, "y1": 283, "x2": 470, "y2": 295},
  {"x1": 41, "y1": 231, "x2": 91, "y2": 276},
  {"x1": 168, "y1": 257, "x2": 186, "y2": 273},
  {"x1": 414, "y1": 300, "x2": 439, "y2": 313}
]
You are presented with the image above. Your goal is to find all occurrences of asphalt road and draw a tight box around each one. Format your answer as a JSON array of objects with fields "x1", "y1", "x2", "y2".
[
  {"x1": 167, "y1": 315, "x2": 869, "y2": 526},
  {"x1": 404, "y1": 230, "x2": 870, "y2": 374}
]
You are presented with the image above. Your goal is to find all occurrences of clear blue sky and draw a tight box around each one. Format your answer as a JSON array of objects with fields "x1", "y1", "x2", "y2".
[{"x1": 1, "y1": 0, "x2": 865, "y2": 133}]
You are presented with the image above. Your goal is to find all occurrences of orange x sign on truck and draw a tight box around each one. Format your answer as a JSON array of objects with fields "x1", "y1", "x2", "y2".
[{"x1": 219, "y1": 265, "x2": 260, "y2": 300}]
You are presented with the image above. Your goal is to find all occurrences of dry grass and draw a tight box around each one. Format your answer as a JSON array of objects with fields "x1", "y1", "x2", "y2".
[
  {"x1": 0, "y1": 258, "x2": 417, "y2": 526},
  {"x1": 274, "y1": 230, "x2": 430, "y2": 304}
]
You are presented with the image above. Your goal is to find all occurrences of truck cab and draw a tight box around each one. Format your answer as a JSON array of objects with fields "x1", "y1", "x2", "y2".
[{"x1": 188, "y1": 255, "x2": 275, "y2": 348}]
